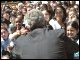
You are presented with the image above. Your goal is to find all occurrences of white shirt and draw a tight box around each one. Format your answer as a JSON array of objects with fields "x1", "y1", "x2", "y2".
[
  {"x1": 49, "y1": 19, "x2": 61, "y2": 30},
  {"x1": 77, "y1": 39, "x2": 79, "y2": 45}
]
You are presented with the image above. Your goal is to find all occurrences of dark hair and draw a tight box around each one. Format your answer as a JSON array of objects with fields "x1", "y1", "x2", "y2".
[
  {"x1": 40, "y1": 4, "x2": 48, "y2": 11},
  {"x1": 42, "y1": 9, "x2": 52, "y2": 20},
  {"x1": 54, "y1": 5, "x2": 66, "y2": 22},
  {"x1": 66, "y1": 21, "x2": 79, "y2": 30},
  {"x1": 62, "y1": 1, "x2": 69, "y2": 7},
  {"x1": 2, "y1": 51, "x2": 10, "y2": 56},
  {"x1": 64, "y1": 21, "x2": 79, "y2": 36},
  {"x1": 47, "y1": 4, "x2": 54, "y2": 19},
  {"x1": 3, "y1": 5, "x2": 11, "y2": 11},
  {"x1": 41, "y1": 3, "x2": 54, "y2": 19}
]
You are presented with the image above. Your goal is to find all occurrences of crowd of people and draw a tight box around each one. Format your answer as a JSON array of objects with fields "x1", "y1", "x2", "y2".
[{"x1": 1, "y1": 1, "x2": 79, "y2": 59}]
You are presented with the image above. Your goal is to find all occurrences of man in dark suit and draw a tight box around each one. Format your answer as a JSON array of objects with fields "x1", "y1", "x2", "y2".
[{"x1": 12, "y1": 9, "x2": 78, "y2": 59}]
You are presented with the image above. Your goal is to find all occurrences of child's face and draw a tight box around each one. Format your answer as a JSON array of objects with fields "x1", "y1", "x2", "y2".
[
  {"x1": 42, "y1": 10, "x2": 50, "y2": 22},
  {"x1": 55, "y1": 7, "x2": 64, "y2": 21},
  {"x1": 66, "y1": 26, "x2": 78, "y2": 39},
  {"x1": 68, "y1": 11, "x2": 77, "y2": 20},
  {"x1": 1, "y1": 29, "x2": 9, "y2": 40},
  {"x1": 15, "y1": 18, "x2": 22, "y2": 30},
  {"x1": 3, "y1": 13, "x2": 10, "y2": 20}
]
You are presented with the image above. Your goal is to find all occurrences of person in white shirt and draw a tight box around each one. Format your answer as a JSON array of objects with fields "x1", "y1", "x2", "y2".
[{"x1": 49, "y1": 5, "x2": 66, "y2": 30}]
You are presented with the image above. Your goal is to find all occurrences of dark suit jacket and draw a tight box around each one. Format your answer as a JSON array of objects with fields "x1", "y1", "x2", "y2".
[{"x1": 12, "y1": 28, "x2": 78, "y2": 59}]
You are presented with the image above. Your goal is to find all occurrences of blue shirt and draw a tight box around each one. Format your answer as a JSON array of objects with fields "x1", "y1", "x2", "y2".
[{"x1": 1, "y1": 38, "x2": 11, "y2": 53}]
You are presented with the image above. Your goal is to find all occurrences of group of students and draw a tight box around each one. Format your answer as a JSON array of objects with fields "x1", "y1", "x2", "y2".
[{"x1": 1, "y1": 1, "x2": 79, "y2": 59}]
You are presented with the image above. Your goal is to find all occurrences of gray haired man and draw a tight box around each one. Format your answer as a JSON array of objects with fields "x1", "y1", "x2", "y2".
[{"x1": 12, "y1": 9, "x2": 78, "y2": 59}]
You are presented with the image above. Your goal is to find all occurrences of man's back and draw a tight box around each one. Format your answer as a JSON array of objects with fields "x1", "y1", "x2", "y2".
[{"x1": 13, "y1": 28, "x2": 67, "y2": 59}]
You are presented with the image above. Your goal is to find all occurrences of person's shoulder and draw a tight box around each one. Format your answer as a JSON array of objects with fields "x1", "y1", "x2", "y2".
[
  {"x1": 52, "y1": 29, "x2": 64, "y2": 37},
  {"x1": 27, "y1": 28, "x2": 46, "y2": 37},
  {"x1": 14, "y1": 34, "x2": 27, "y2": 43}
]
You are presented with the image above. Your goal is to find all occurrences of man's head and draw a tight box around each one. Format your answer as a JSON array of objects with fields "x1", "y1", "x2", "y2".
[{"x1": 25, "y1": 9, "x2": 45, "y2": 30}]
